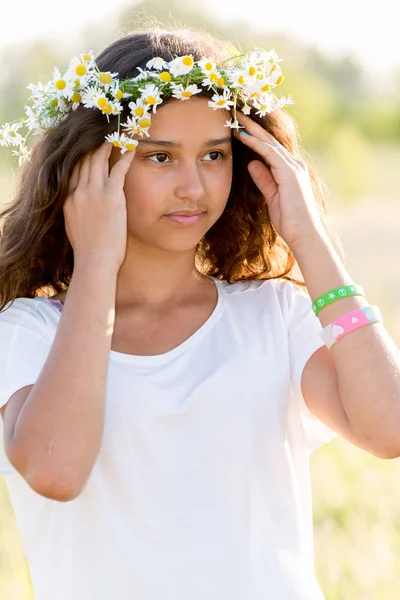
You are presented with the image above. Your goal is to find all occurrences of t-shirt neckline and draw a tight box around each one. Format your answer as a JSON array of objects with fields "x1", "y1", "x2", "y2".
[{"x1": 36, "y1": 276, "x2": 225, "y2": 366}]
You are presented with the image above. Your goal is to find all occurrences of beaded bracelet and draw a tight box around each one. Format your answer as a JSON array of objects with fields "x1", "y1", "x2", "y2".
[
  {"x1": 319, "y1": 305, "x2": 383, "y2": 349},
  {"x1": 312, "y1": 284, "x2": 366, "y2": 316}
]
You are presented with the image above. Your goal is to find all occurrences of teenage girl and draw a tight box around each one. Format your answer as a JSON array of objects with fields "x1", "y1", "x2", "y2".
[{"x1": 1, "y1": 27, "x2": 399, "y2": 600}]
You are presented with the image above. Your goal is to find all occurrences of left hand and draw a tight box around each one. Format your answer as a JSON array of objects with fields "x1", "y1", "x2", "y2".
[{"x1": 233, "y1": 111, "x2": 326, "y2": 250}]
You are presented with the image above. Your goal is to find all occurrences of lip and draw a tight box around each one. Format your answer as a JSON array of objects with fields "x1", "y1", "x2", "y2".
[
  {"x1": 166, "y1": 209, "x2": 206, "y2": 217},
  {"x1": 164, "y1": 210, "x2": 206, "y2": 226}
]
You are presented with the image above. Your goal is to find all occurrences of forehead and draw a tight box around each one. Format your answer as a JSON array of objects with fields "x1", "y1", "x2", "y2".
[{"x1": 147, "y1": 96, "x2": 231, "y2": 136}]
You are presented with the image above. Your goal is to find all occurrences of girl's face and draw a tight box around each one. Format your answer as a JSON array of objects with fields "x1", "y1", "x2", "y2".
[{"x1": 110, "y1": 96, "x2": 233, "y2": 253}]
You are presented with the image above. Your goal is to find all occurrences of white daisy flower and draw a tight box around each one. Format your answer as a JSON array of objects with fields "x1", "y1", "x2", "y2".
[
  {"x1": 208, "y1": 89, "x2": 234, "y2": 110},
  {"x1": 121, "y1": 115, "x2": 152, "y2": 138},
  {"x1": 51, "y1": 67, "x2": 76, "y2": 99},
  {"x1": 100, "y1": 101, "x2": 123, "y2": 116},
  {"x1": 110, "y1": 82, "x2": 131, "y2": 102},
  {"x1": 224, "y1": 118, "x2": 244, "y2": 130},
  {"x1": 227, "y1": 70, "x2": 248, "y2": 89},
  {"x1": 276, "y1": 95, "x2": 295, "y2": 109},
  {"x1": 12, "y1": 145, "x2": 30, "y2": 166},
  {"x1": 93, "y1": 70, "x2": 118, "y2": 89},
  {"x1": 24, "y1": 106, "x2": 41, "y2": 131},
  {"x1": 170, "y1": 83, "x2": 202, "y2": 100},
  {"x1": 81, "y1": 87, "x2": 108, "y2": 110},
  {"x1": 248, "y1": 48, "x2": 281, "y2": 69},
  {"x1": 243, "y1": 61, "x2": 260, "y2": 80},
  {"x1": 105, "y1": 132, "x2": 138, "y2": 153},
  {"x1": 201, "y1": 70, "x2": 224, "y2": 90},
  {"x1": 198, "y1": 58, "x2": 216, "y2": 74},
  {"x1": 0, "y1": 123, "x2": 24, "y2": 147},
  {"x1": 138, "y1": 84, "x2": 163, "y2": 113},
  {"x1": 169, "y1": 55, "x2": 195, "y2": 77},
  {"x1": 128, "y1": 98, "x2": 150, "y2": 119},
  {"x1": 146, "y1": 57, "x2": 169, "y2": 71},
  {"x1": 105, "y1": 132, "x2": 121, "y2": 146},
  {"x1": 158, "y1": 71, "x2": 173, "y2": 83},
  {"x1": 270, "y1": 66, "x2": 284, "y2": 86},
  {"x1": 132, "y1": 67, "x2": 152, "y2": 82},
  {"x1": 66, "y1": 57, "x2": 92, "y2": 84},
  {"x1": 69, "y1": 51, "x2": 96, "y2": 71},
  {"x1": 242, "y1": 79, "x2": 268, "y2": 99},
  {"x1": 252, "y1": 93, "x2": 275, "y2": 117}
]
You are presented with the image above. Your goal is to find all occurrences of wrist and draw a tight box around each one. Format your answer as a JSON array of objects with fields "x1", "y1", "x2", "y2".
[
  {"x1": 73, "y1": 257, "x2": 121, "y2": 277},
  {"x1": 290, "y1": 228, "x2": 332, "y2": 261}
]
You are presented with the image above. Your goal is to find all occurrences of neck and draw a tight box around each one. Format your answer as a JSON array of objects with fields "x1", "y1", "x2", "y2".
[{"x1": 115, "y1": 242, "x2": 209, "y2": 310}]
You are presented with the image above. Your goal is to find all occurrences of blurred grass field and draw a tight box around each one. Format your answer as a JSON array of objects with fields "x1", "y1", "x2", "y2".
[{"x1": 1, "y1": 176, "x2": 400, "y2": 599}]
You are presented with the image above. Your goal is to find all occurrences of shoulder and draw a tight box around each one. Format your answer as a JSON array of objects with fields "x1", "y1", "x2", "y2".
[
  {"x1": 0, "y1": 297, "x2": 60, "y2": 338},
  {"x1": 217, "y1": 277, "x2": 307, "y2": 316}
]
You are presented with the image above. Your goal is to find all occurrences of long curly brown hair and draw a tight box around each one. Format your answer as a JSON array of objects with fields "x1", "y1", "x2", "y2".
[{"x1": 0, "y1": 26, "x2": 341, "y2": 311}]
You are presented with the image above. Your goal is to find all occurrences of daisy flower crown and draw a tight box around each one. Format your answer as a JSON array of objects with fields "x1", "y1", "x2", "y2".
[{"x1": 0, "y1": 47, "x2": 293, "y2": 165}]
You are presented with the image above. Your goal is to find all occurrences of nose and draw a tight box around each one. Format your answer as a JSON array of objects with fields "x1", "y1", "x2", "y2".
[{"x1": 174, "y1": 159, "x2": 206, "y2": 204}]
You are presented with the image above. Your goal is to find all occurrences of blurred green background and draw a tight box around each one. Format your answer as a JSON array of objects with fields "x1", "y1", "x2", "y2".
[{"x1": 1, "y1": 1, "x2": 400, "y2": 598}]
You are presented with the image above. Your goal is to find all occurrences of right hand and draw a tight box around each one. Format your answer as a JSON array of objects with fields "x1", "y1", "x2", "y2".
[{"x1": 63, "y1": 142, "x2": 136, "y2": 272}]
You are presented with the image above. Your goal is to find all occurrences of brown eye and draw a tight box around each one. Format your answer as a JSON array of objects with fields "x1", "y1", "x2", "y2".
[
  {"x1": 204, "y1": 151, "x2": 224, "y2": 161},
  {"x1": 148, "y1": 153, "x2": 170, "y2": 163}
]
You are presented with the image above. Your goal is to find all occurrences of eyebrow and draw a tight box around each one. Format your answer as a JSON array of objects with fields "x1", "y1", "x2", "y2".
[{"x1": 137, "y1": 136, "x2": 232, "y2": 148}]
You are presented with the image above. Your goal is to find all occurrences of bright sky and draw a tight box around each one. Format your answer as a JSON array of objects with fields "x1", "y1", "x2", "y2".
[{"x1": 1, "y1": 0, "x2": 399, "y2": 71}]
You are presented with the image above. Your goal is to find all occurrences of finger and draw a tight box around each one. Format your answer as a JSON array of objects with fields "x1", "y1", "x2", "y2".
[
  {"x1": 79, "y1": 152, "x2": 92, "y2": 186},
  {"x1": 235, "y1": 111, "x2": 298, "y2": 165},
  {"x1": 68, "y1": 161, "x2": 81, "y2": 195},
  {"x1": 108, "y1": 147, "x2": 136, "y2": 186},
  {"x1": 88, "y1": 142, "x2": 113, "y2": 187},
  {"x1": 248, "y1": 159, "x2": 279, "y2": 202},
  {"x1": 233, "y1": 128, "x2": 291, "y2": 170}
]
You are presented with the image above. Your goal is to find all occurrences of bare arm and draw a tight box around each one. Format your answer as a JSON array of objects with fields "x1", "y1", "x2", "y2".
[
  {"x1": 6, "y1": 142, "x2": 136, "y2": 500},
  {"x1": 7, "y1": 261, "x2": 118, "y2": 499}
]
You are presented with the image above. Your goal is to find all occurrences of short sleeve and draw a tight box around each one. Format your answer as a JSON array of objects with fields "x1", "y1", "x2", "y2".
[
  {"x1": 0, "y1": 298, "x2": 53, "y2": 475},
  {"x1": 285, "y1": 282, "x2": 339, "y2": 453}
]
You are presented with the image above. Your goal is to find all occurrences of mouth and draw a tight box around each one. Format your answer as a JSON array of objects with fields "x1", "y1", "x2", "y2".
[{"x1": 164, "y1": 209, "x2": 207, "y2": 226}]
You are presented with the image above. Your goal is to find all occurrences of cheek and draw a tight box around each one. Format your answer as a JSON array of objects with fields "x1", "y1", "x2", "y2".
[{"x1": 123, "y1": 167, "x2": 162, "y2": 215}]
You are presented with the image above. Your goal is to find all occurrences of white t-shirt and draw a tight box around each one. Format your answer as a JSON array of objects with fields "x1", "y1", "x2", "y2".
[{"x1": 0, "y1": 277, "x2": 338, "y2": 600}]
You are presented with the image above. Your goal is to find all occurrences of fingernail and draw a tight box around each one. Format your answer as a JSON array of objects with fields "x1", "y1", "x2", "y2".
[{"x1": 240, "y1": 131, "x2": 249, "y2": 136}]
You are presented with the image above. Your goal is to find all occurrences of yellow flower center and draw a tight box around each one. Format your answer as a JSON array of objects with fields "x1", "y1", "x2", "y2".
[
  {"x1": 115, "y1": 89, "x2": 123, "y2": 100},
  {"x1": 134, "y1": 106, "x2": 145, "y2": 117},
  {"x1": 99, "y1": 73, "x2": 113, "y2": 84},
  {"x1": 238, "y1": 75, "x2": 245, "y2": 85},
  {"x1": 55, "y1": 79, "x2": 66, "y2": 91},
  {"x1": 218, "y1": 77, "x2": 225, "y2": 87},
  {"x1": 71, "y1": 92, "x2": 82, "y2": 102},
  {"x1": 125, "y1": 143, "x2": 137, "y2": 151},
  {"x1": 112, "y1": 140, "x2": 122, "y2": 147},
  {"x1": 210, "y1": 72, "x2": 218, "y2": 83},
  {"x1": 248, "y1": 66, "x2": 256, "y2": 76},
  {"x1": 146, "y1": 95, "x2": 157, "y2": 105},
  {"x1": 83, "y1": 54, "x2": 91, "y2": 61},
  {"x1": 102, "y1": 103, "x2": 112, "y2": 114},
  {"x1": 275, "y1": 75, "x2": 284, "y2": 85},
  {"x1": 159, "y1": 71, "x2": 172, "y2": 82},
  {"x1": 216, "y1": 99, "x2": 226, "y2": 106},
  {"x1": 182, "y1": 91, "x2": 192, "y2": 98},
  {"x1": 204, "y1": 61, "x2": 213, "y2": 71},
  {"x1": 261, "y1": 84, "x2": 270, "y2": 93},
  {"x1": 97, "y1": 97, "x2": 108, "y2": 108},
  {"x1": 182, "y1": 56, "x2": 194, "y2": 67},
  {"x1": 257, "y1": 73, "x2": 263, "y2": 80},
  {"x1": 138, "y1": 116, "x2": 151, "y2": 128},
  {"x1": 76, "y1": 64, "x2": 87, "y2": 77},
  {"x1": 50, "y1": 98, "x2": 58, "y2": 107}
]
